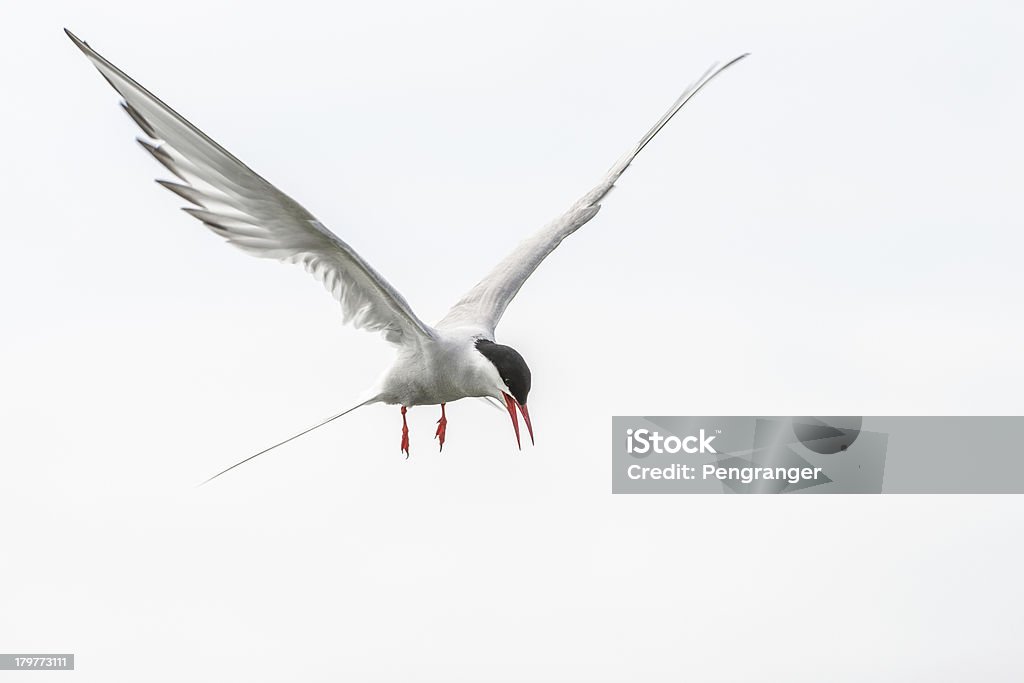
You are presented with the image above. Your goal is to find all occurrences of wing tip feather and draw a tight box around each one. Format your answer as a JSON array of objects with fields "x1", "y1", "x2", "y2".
[
  {"x1": 137, "y1": 137, "x2": 187, "y2": 181},
  {"x1": 121, "y1": 100, "x2": 158, "y2": 138},
  {"x1": 156, "y1": 179, "x2": 206, "y2": 207},
  {"x1": 64, "y1": 28, "x2": 88, "y2": 51}
]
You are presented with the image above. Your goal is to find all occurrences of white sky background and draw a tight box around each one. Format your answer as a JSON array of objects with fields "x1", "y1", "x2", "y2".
[{"x1": 2, "y1": 0, "x2": 1024, "y2": 680}]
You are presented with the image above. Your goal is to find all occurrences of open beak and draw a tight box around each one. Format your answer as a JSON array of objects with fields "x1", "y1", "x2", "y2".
[
  {"x1": 520, "y1": 403, "x2": 534, "y2": 445},
  {"x1": 502, "y1": 392, "x2": 535, "y2": 449}
]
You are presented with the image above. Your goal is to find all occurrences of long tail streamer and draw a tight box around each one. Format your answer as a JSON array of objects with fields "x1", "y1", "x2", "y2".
[{"x1": 198, "y1": 398, "x2": 376, "y2": 486}]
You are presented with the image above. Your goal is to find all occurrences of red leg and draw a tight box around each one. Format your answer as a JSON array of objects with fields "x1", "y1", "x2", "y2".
[
  {"x1": 435, "y1": 403, "x2": 447, "y2": 451},
  {"x1": 400, "y1": 406, "x2": 410, "y2": 458}
]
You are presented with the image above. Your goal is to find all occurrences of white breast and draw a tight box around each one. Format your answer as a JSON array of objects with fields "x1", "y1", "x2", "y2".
[{"x1": 374, "y1": 329, "x2": 500, "y2": 407}]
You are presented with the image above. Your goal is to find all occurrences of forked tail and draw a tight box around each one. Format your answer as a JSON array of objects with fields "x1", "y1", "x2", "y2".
[{"x1": 198, "y1": 396, "x2": 380, "y2": 486}]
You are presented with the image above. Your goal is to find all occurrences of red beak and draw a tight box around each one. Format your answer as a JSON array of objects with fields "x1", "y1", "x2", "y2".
[
  {"x1": 519, "y1": 403, "x2": 535, "y2": 445},
  {"x1": 502, "y1": 392, "x2": 534, "y2": 449}
]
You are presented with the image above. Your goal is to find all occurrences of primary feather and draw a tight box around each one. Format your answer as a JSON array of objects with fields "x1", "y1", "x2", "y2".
[
  {"x1": 438, "y1": 54, "x2": 749, "y2": 337},
  {"x1": 65, "y1": 29, "x2": 435, "y2": 345}
]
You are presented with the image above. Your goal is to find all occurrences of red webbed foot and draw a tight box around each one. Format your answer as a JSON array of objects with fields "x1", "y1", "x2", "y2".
[
  {"x1": 435, "y1": 403, "x2": 447, "y2": 451},
  {"x1": 400, "y1": 406, "x2": 410, "y2": 458}
]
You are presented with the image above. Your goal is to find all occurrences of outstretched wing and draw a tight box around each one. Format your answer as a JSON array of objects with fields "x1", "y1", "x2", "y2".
[
  {"x1": 437, "y1": 55, "x2": 748, "y2": 337},
  {"x1": 66, "y1": 29, "x2": 435, "y2": 345}
]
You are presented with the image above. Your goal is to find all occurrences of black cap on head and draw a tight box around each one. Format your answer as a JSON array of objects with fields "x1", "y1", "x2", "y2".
[{"x1": 475, "y1": 339, "x2": 531, "y2": 405}]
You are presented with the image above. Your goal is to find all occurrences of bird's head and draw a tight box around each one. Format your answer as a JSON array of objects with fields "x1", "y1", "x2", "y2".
[{"x1": 475, "y1": 338, "x2": 533, "y2": 448}]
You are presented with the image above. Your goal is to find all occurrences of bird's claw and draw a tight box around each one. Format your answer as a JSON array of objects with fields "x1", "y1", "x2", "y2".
[
  {"x1": 400, "y1": 406, "x2": 410, "y2": 458},
  {"x1": 435, "y1": 403, "x2": 447, "y2": 451}
]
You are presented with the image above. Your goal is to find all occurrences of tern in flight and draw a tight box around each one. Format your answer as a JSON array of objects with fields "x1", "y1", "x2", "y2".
[{"x1": 66, "y1": 29, "x2": 746, "y2": 481}]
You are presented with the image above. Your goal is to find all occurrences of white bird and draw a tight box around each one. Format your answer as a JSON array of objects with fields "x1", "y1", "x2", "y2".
[{"x1": 65, "y1": 29, "x2": 747, "y2": 481}]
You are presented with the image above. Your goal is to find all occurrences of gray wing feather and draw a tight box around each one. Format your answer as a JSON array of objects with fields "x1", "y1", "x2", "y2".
[
  {"x1": 438, "y1": 54, "x2": 748, "y2": 337},
  {"x1": 66, "y1": 29, "x2": 435, "y2": 345}
]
